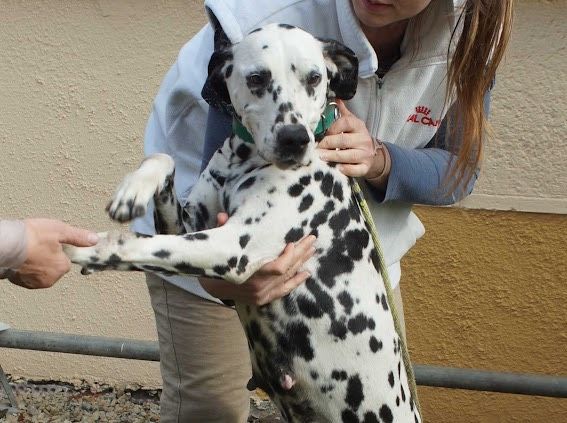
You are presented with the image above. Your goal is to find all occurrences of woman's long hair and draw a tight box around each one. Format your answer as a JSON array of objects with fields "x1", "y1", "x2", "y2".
[{"x1": 445, "y1": 0, "x2": 514, "y2": 196}]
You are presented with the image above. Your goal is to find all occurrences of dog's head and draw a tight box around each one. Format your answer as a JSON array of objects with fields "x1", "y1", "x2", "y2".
[{"x1": 202, "y1": 23, "x2": 358, "y2": 168}]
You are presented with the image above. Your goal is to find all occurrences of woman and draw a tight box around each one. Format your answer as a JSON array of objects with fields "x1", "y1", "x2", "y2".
[{"x1": 131, "y1": 0, "x2": 513, "y2": 421}]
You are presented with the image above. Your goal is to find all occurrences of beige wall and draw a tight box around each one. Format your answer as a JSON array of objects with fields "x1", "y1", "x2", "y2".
[{"x1": 1, "y1": 1, "x2": 566, "y2": 421}]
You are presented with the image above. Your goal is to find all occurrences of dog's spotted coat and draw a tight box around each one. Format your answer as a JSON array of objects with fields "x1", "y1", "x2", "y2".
[{"x1": 66, "y1": 24, "x2": 421, "y2": 423}]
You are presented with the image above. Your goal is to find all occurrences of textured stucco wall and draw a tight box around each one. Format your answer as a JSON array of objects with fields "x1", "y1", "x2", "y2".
[
  {"x1": 460, "y1": 0, "x2": 567, "y2": 213},
  {"x1": 0, "y1": 0, "x2": 207, "y2": 386},
  {"x1": 0, "y1": 1, "x2": 566, "y2": 421},
  {"x1": 404, "y1": 207, "x2": 567, "y2": 421}
]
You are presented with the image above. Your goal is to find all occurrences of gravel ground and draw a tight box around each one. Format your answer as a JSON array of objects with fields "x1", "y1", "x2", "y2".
[{"x1": 0, "y1": 378, "x2": 281, "y2": 422}]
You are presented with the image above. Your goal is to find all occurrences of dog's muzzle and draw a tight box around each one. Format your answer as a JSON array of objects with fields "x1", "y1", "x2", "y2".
[{"x1": 274, "y1": 124, "x2": 310, "y2": 166}]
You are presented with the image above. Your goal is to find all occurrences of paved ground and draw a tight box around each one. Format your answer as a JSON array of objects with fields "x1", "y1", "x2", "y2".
[{"x1": 0, "y1": 378, "x2": 282, "y2": 422}]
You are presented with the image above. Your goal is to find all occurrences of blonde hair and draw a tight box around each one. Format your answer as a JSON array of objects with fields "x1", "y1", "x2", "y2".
[{"x1": 445, "y1": 0, "x2": 514, "y2": 195}]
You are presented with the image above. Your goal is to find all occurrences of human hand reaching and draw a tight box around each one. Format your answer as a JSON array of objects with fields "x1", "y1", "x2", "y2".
[
  {"x1": 8, "y1": 219, "x2": 98, "y2": 289},
  {"x1": 317, "y1": 100, "x2": 391, "y2": 188}
]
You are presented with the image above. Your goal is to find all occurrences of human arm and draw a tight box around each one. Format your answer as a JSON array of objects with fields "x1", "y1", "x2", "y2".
[
  {"x1": 0, "y1": 218, "x2": 98, "y2": 289},
  {"x1": 318, "y1": 88, "x2": 492, "y2": 205}
]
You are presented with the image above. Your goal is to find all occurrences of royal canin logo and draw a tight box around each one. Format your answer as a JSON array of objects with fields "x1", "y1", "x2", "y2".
[{"x1": 406, "y1": 106, "x2": 441, "y2": 127}]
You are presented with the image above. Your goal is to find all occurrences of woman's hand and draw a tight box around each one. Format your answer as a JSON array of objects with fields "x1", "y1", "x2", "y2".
[
  {"x1": 317, "y1": 100, "x2": 391, "y2": 189},
  {"x1": 199, "y1": 213, "x2": 316, "y2": 306},
  {"x1": 9, "y1": 219, "x2": 99, "y2": 289}
]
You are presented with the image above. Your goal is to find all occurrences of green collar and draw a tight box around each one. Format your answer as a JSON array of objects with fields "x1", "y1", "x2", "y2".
[{"x1": 232, "y1": 102, "x2": 338, "y2": 144}]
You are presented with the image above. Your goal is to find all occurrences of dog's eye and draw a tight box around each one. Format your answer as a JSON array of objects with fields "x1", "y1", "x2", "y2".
[
  {"x1": 246, "y1": 71, "x2": 271, "y2": 87},
  {"x1": 306, "y1": 71, "x2": 322, "y2": 86}
]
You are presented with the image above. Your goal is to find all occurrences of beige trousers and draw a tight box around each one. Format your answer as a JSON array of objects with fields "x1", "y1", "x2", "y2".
[{"x1": 146, "y1": 273, "x2": 406, "y2": 423}]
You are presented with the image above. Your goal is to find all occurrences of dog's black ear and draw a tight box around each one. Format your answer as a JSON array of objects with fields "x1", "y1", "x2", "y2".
[
  {"x1": 201, "y1": 15, "x2": 236, "y2": 116},
  {"x1": 319, "y1": 38, "x2": 359, "y2": 100},
  {"x1": 201, "y1": 47, "x2": 234, "y2": 115}
]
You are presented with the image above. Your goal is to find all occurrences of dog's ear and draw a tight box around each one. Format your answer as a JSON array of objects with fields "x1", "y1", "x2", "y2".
[
  {"x1": 319, "y1": 39, "x2": 359, "y2": 100},
  {"x1": 201, "y1": 17, "x2": 236, "y2": 116},
  {"x1": 201, "y1": 47, "x2": 234, "y2": 115}
]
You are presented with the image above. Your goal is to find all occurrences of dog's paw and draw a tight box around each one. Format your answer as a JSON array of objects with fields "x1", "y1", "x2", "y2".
[
  {"x1": 64, "y1": 231, "x2": 137, "y2": 273},
  {"x1": 106, "y1": 153, "x2": 175, "y2": 223}
]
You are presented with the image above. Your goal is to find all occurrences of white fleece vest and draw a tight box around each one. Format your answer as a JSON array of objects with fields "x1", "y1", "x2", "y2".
[{"x1": 132, "y1": 0, "x2": 464, "y2": 298}]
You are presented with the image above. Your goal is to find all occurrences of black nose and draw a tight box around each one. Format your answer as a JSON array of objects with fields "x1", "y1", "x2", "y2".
[{"x1": 276, "y1": 125, "x2": 310, "y2": 159}]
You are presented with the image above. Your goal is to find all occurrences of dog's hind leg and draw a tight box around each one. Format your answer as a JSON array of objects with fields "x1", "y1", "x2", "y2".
[{"x1": 106, "y1": 153, "x2": 184, "y2": 235}]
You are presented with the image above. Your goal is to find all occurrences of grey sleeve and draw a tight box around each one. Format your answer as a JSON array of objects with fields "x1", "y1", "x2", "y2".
[
  {"x1": 0, "y1": 220, "x2": 28, "y2": 278},
  {"x1": 201, "y1": 105, "x2": 233, "y2": 171}
]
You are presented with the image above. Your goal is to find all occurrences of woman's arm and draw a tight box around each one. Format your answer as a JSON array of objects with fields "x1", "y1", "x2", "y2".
[{"x1": 368, "y1": 87, "x2": 492, "y2": 205}]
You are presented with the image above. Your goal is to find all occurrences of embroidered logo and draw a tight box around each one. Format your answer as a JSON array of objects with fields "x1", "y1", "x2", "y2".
[{"x1": 406, "y1": 106, "x2": 441, "y2": 127}]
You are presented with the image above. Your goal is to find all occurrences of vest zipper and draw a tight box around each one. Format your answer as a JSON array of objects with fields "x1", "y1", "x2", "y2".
[{"x1": 372, "y1": 75, "x2": 383, "y2": 138}]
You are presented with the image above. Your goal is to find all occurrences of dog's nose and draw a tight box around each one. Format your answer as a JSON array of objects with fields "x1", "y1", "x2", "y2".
[{"x1": 276, "y1": 125, "x2": 310, "y2": 157}]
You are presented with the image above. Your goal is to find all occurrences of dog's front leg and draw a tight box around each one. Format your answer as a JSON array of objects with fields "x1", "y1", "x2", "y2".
[{"x1": 65, "y1": 224, "x2": 273, "y2": 284}]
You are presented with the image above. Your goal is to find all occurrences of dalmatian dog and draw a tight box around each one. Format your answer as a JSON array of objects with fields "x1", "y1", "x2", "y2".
[{"x1": 65, "y1": 23, "x2": 421, "y2": 423}]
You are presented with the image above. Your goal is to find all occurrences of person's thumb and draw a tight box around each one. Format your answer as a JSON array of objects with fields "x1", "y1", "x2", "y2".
[
  {"x1": 335, "y1": 99, "x2": 352, "y2": 117},
  {"x1": 58, "y1": 223, "x2": 99, "y2": 246}
]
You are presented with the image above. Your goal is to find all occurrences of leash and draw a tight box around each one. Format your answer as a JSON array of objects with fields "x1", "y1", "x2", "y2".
[{"x1": 349, "y1": 179, "x2": 422, "y2": 415}]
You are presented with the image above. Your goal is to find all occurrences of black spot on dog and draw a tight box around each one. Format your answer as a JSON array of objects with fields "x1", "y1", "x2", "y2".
[
  {"x1": 311, "y1": 371, "x2": 319, "y2": 380},
  {"x1": 332, "y1": 370, "x2": 348, "y2": 381},
  {"x1": 239, "y1": 234, "x2": 251, "y2": 248},
  {"x1": 278, "y1": 321, "x2": 314, "y2": 361},
  {"x1": 329, "y1": 209, "x2": 350, "y2": 237},
  {"x1": 314, "y1": 170, "x2": 324, "y2": 181},
  {"x1": 285, "y1": 227, "x2": 304, "y2": 243},
  {"x1": 297, "y1": 295, "x2": 324, "y2": 319},
  {"x1": 288, "y1": 183, "x2": 304, "y2": 197},
  {"x1": 321, "y1": 384, "x2": 334, "y2": 394},
  {"x1": 212, "y1": 264, "x2": 230, "y2": 276},
  {"x1": 344, "y1": 229, "x2": 370, "y2": 261},
  {"x1": 330, "y1": 319, "x2": 348, "y2": 340},
  {"x1": 236, "y1": 143, "x2": 252, "y2": 161},
  {"x1": 333, "y1": 182, "x2": 344, "y2": 201},
  {"x1": 107, "y1": 254, "x2": 122, "y2": 266},
  {"x1": 337, "y1": 291, "x2": 354, "y2": 314},
  {"x1": 345, "y1": 375, "x2": 364, "y2": 411},
  {"x1": 237, "y1": 255, "x2": 249, "y2": 274},
  {"x1": 363, "y1": 412, "x2": 379, "y2": 423},
  {"x1": 228, "y1": 256, "x2": 238, "y2": 268},
  {"x1": 379, "y1": 404, "x2": 393, "y2": 423},
  {"x1": 305, "y1": 278, "x2": 335, "y2": 318},
  {"x1": 282, "y1": 295, "x2": 298, "y2": 316},
  {"x1": 369, "y1": 336, "x2": 383, "y2": 353},
  {"x1": 341, "y1": 409, "x2": 359, "y2": 423},
  {"x1": 183, "y1": 232, "x2": 209, "y2": 241},
  {"x1": 380, "y1": 293, "x2": 389, "y2": 311},
  {"x1": 279, "y1": 102, "x2": 293, "y2": 113},
  {"x1": 318, "y1": 244, "x2": 354, "y2": 288},
  {"x1": 279, "y1": 23, "x2": 296, "y2": 29},
  {"x1": 321, "y1": 173, "x2": 335, "y2": 197},
  {"x1": 174, "y1": 261, "x2": 205, "y2": 276},
  {"x1": 299, "y1": 175, "x2": 311, "y2": 186},
  {"x1": 250, "y1": 27, "x2": 262, "y2": 34},
  {"x1": 238, "y1": 176, "x2": 256, "y2": 191},
  {"x1": 299, "y1": 194, "x2": 314, "y2": 212},
  {"x1": 348, "y1": 198, "x2": 362, "y2": 222},
  {"x1": 263, "y1": 45, "x2": 268, "y2": 50},
  {"x1": 388, "y1": 371, "x2": 395, "y2": 387},
  {"x1": 347, "y1": 313, "x2": 375, "y2": 335},
  {"x1": 153, "y1": 249, "x2": 171, "y2": 259}
]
